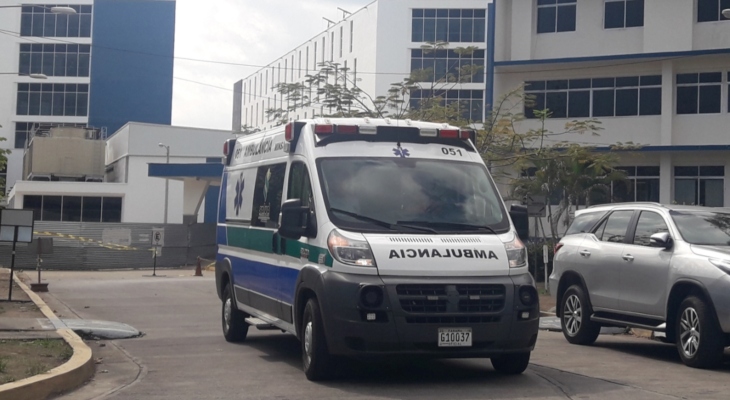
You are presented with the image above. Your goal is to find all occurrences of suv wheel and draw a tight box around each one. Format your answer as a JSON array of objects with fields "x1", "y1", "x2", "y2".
[
  {"x1": 560, "y1": 285, "x2": 601, "y2": 345},
  {"x1": 675, "y1": 296, "x2": 724, "y2": 369}
]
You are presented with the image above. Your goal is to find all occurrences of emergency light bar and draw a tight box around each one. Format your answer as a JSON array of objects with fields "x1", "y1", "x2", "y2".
[{"x1": 282, "y1": 121, "x2": 477, "y2": 152}]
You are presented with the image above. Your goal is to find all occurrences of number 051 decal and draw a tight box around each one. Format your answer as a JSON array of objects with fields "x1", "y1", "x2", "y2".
[{"x1": 442, "y1": 148, "x2": 463, "y2": 156}]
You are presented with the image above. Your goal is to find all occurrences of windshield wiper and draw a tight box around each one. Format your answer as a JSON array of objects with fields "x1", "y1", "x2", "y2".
[
  {"x1": 397, "y1": 221, "x2": 499, "y2": 234},
  {"x1": 331, "y1": 208, "x2": 394, "y2": 229},
  {"x1": 330, "y1": 208, "x2": 436, "y2": 233}
]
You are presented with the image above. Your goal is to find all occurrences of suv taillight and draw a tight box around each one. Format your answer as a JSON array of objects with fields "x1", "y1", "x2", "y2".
[{"x1": 554, "y1": 242, "x2": 564, "y2": 255}]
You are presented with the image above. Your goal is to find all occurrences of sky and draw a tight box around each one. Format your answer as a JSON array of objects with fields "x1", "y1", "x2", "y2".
[{"x1": 171, "y1": 0, "x2": 373, "y2": 131}]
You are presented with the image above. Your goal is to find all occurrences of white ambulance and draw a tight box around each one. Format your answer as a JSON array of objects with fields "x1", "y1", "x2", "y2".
[{"x1": 214, "y1": 118, "x2": 539, "y2": 380}]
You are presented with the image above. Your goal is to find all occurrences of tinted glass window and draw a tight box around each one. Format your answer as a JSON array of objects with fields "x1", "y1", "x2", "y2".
[
  {"x1": 633, "y1": 212, "x2": 669, "y2": 246},
  {"x1": 251, "y1": 163, "x2": 286, "y2": 228},
  {"x1": 565, "y1": 211, "x2": 606, "y2": 235},
  {"x1": 598, "y1": 210, "x2": 633, "y2": 243},
  {"x1": 62, "y1": 196, "x2": 82, "y2": 222},
  {"x1": 102, "y1": 197, "x2": 123, "y2": 222},
  {"x1": 318, "y1": 158, "x2": 509, "y2": 233},
  {"x1": 672, "y1": 211, "x2": 730, "y2": 245},
  {"x1": 288, "y1": 162, "x2": 313, "y2": 208},
  {"x1": 82, "y1": 197, "x2": 102, "y2": 222},
  {"x1": 43, "y1": 195, "x2": 62, "y2": 221},
  {"x1": 24, "y1": 195, "x2": 43, "y2": 220}
]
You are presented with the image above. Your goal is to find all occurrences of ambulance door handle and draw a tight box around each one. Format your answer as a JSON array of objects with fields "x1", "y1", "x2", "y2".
[{"x1": 272, "y1": 233, "x2": 282, "y2": 255}]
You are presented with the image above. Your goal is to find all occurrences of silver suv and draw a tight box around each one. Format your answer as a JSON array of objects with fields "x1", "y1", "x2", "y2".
[{"x1": 550, "y1": 203, "x2": 730, "y2": 368}]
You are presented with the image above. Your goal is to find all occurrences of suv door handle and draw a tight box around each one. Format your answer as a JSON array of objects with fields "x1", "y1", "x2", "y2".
[
  {"x1": 579, "y1": 250, "x2": 591, "y2": 257},
  {"x1": 622, "y1": 254, "x2": 634, "y2": 261}
]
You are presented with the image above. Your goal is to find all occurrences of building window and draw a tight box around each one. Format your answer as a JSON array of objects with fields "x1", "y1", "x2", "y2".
[
  {"x1": 350, "y1": 21, "x2": 354, "y2": 53},
  {"x1": 306, "y1": 47, "x2": 309, "y2": 75},
  {"x1": 14, "y1": 122, "x2": 86, "y2": 149},
  {"x1": 698, "y1": 0, "x2": 730, "y2": 22},
  {"x1": 251, "y1": 164, "x2": 286, "y2": 228},
  {"x1": 525, "y1": 75, "x2": 661, "y2": 119},
  {"x1": 674, "y1": 166, "x2": 724, "y2": 206},
  {"x1": 410, "y1": 89, "x2": 483, "y2": 121},
  {"x1": 16, "y1": 83, "x2": 89, "y2": 117},
  {"x1": 605, "y1": 0, "x2": 644, "y2": 29},
  {"x1": 411, "y1": 9, "x2": 486, "y2": 43},
  {"x1": 19, "y1": 44, "x2": 91, "y2": 77},
  {"x1": 24, "y1": 195, "x2": 123, "y2": 222},
  {"x1": 322, "y1": 37, "x2": 326, "y2": 63},
  {"x1": 612, "y1": 166, "x2": 660, "y2": 202},
  {"x1": 537, "y1": 0, "x2": 577, "y2": 34},
  {"x1": 339, "y1": 26, "x2": 343, "y2": 58},
  {"x1": 410, "y1": 49, "x2": 485, "y2": 83},
  {"x1": 313, "y1": 42, "x2": 318, "y2": 69},
  {"x1": 676, "y1": 72, "x2": 722, "y2": 114},
  {"x1": 20, "y1": 5, "x2": 92, "y2": 38}
]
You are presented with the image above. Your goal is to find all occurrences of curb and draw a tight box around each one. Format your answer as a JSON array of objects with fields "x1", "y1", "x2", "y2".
[{"x1": 0, "y1": 274, "x2": 94, "y2": 400}]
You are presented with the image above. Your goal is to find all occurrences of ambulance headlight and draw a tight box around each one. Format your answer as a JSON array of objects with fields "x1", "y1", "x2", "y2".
[
  {"x1": 327, "y1": 229, "x2": 376, "y2": 267},
  {"x1": 503, "y1": 235, "x2": 527, "y2": 269}
]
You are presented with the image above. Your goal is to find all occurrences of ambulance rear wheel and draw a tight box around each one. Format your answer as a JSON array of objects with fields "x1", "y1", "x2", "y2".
[
  {"x1": 301, "y1": 298, "x2": 332, "y2": 381},
  {"x1": 222, "y1": 283, "x2": 249, "y2": 342}
]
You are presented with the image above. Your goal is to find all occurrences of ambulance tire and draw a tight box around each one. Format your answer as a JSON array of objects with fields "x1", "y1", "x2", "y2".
[
  {"x1": 301, "y1": 298, "x2": 332, "y2": 381},
  {"x1": 222, "y1": 283, "x2": 249, "y2": 342}
]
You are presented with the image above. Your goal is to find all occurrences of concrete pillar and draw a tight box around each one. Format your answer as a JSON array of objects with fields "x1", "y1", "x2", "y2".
[
  {"x1": 660, "y1": 61, "x2": 674, "y2": 146},
  {"x1": 182, "y1": 178, "x2": 211, "y2": 224},
  {"x1": 660, "y1": 153, "x2": 672, "y2": 204}
]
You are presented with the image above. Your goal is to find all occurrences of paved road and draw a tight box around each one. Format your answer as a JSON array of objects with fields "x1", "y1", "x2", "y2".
[{"x1": 38, "y1": 270, "x2": 730, "y2": 400}]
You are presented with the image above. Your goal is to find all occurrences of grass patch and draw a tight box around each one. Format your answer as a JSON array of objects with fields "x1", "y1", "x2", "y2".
[{"x1": 0, "y1": 338, "x2": 72, "y2": 384}]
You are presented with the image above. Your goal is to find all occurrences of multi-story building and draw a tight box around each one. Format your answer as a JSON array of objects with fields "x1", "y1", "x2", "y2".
[
  {"x1": 235, "y1": 0, "x2": 489, "y2": 132},
  {"x1": 492, "y1": 0, "x2": 730, "y2": 208},
  {"x1": 0, "y1": 0, "x2": 176, "y2": 197}
]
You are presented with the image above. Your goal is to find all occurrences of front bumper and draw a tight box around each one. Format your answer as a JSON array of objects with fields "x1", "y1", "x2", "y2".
[{"x1": 318, "y1": 272, "x2": 539, "y2": 358}]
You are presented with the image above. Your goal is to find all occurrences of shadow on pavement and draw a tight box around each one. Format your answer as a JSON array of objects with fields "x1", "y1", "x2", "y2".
[
  {"x1": 240, "y1": 332, "x2": 534, "y2": 384},
  {"x1": 593, "y1": 340, "x2": 730, "y2": 371}
]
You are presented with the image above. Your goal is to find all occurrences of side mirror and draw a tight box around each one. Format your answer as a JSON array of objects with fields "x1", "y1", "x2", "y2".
[
  {"x1": 278, "y1": 199, "x2": 310, "y2": 240},
  {"x1": 649, "y1": 232, "x2": 673, "y2": 249},
  {"x1": 510, "y1": 204, "x2": 529, "y2": 242}
]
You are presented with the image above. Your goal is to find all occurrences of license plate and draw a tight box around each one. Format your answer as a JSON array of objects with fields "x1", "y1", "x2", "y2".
[{"x1": 438, "y1": 327, "x2": 472, "y2": 347}]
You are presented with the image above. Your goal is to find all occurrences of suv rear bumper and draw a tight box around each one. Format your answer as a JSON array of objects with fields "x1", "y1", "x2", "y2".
[{"x1": 318, "y1": 272, "x2": 539, "y2": 358}]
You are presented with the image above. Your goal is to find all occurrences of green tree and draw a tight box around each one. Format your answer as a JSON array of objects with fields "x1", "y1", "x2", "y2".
[
  {"x1": 265, "y1": 51, "x2": 636, "y2": 240},
  {"x1": 266, "y1": 42, "x2": 484, "y2": 125}
]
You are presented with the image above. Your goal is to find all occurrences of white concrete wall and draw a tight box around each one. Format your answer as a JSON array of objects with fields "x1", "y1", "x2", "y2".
[{"x1": 495, "y1": 0, "x2": 730, "y2": 63}]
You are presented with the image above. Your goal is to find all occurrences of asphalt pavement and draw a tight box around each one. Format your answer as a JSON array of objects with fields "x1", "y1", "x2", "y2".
[{"x1": 32, "y1": 269, "x2": 730, "y2": 400}]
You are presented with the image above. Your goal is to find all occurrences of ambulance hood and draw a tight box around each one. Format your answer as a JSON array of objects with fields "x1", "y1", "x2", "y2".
[{"x1": 362, "y1": 233, "x2": 510, "y2": 277}]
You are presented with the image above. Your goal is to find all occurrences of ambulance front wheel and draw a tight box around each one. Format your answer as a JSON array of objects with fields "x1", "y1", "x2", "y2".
[
  {"x1": 301, "y1": 297, "x2": 333, "y2": 381},
  {"x1": 222, "y1": 283, "x2": 249, "y2": 342},
  {"x1": 490, "y1": 352, "x2": 531, "y2": 374}
]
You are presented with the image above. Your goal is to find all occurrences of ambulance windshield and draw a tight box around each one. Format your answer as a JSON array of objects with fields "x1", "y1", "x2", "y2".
[{"x1": 317, "y1": 157, "x2": 509, "y2": 233}]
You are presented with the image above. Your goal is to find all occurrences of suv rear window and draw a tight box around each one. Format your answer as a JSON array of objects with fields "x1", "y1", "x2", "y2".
[{"x1": 565, "y1": 211, "x2": 606, "y2": 235}]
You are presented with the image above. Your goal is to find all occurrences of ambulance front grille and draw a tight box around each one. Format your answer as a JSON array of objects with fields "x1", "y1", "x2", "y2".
[{"x1": 396, "y1": 284, "x2": 506, "y2": 318}]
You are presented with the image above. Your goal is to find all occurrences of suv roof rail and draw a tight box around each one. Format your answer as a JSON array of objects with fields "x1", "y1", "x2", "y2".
[{"x1": 586, "y1": 202, "x2": 664, "y2": 209}]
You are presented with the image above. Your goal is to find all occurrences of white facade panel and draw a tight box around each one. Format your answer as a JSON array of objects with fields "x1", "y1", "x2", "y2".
[{"x1": 8, "y1": 123, "x2": 228, "y2": 223}]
